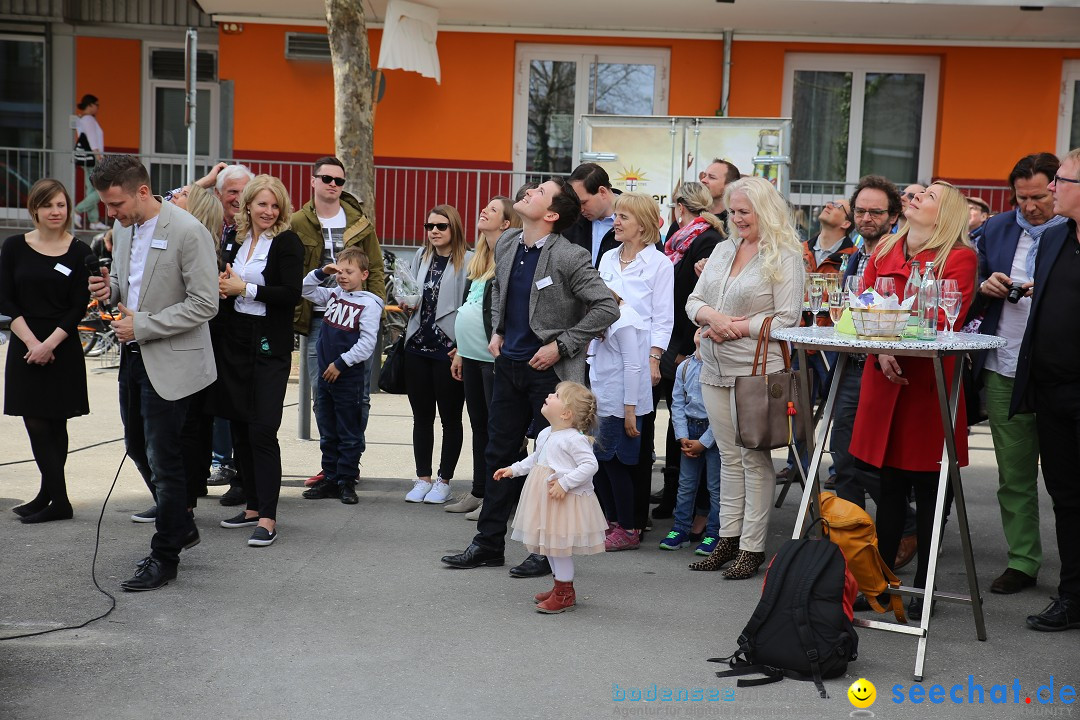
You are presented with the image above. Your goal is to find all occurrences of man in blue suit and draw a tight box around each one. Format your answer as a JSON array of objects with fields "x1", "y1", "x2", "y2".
[
  {"x1": 975, "y1": 153, "x2": 1065, "y2": 596},
  {"x1": 1011, "y1": 148, "x2": 1080, "y2": 631}
]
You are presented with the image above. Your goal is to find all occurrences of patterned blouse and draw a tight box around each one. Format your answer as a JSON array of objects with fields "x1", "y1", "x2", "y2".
[{"x1": 406, "y1": 253, "x2": 454, "y2": 356}]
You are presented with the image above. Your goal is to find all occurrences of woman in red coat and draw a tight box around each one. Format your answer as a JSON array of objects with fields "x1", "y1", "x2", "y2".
[{"x1": 850, "y1": 181, "x2": 977, "y2": 618}]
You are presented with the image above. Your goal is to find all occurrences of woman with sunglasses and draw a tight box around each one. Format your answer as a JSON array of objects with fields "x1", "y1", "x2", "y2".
[{"x1": 402, "y1": 205, "x2": 472, "y2": 504}]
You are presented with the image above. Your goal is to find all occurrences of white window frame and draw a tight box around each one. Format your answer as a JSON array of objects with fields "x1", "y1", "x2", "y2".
[
  {"x1": 1058, "y1": 59, "x2": 1080, "y2": 155},
  {"x1": 781, "y1": 52, "x2": 939, "y2": 185},
  {"x1": 512, "y1": 43, "x2": 670, "y2": 174},
  {"x1": 140, "y1": 41, "x2": 220, "y2": 163}
]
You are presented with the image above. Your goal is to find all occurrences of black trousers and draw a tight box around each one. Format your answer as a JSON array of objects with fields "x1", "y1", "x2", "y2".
[
  {"x1": 473, "y1": 355, "x2": 558, "y2": 553},
  {"x1": 119, "y1": 348, "x2": 193, "y2": 568},
  {"x1": 181, "y1": 387, "x2": 213, "y2": 508},
  {"x1": 461, "y1": 357, "x2": 494, "y2": 498},
  {"x1": 404, "y1": 351, "x2": 465, "y2": 480},
  {"x1": 231, "y1": 352, "x2": 290, "y2": 522},
  {"x1": 1033, "y1": 381, "x2": 1080, "y2": 601},
  {"x1": 876, "y1": 467, "x2": 939, "y2": 590},
  {"x1": 630, "y1": 383, "x2": 661, "y2": 530}
]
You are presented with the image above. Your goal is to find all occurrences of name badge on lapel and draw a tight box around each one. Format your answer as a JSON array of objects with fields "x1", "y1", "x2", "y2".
[
  {"x1": 53, "y1": 263, "x2": 72, "y2": 276},
  {"x1": 151, "y1": 238, "x2": 168, "y2": 250},
  {"x1": 535, "y1": 276, "x2": 553, "y2": 290}
]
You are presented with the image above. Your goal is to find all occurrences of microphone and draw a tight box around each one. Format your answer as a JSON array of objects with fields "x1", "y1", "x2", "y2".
[{"x1": 85, "y1": 254, "x2": 114, "y2": 313}]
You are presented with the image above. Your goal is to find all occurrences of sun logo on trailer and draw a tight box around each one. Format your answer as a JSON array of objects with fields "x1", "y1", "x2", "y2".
[{"x1": 615, "y1": 166, "x2": 648, "y2": 192}]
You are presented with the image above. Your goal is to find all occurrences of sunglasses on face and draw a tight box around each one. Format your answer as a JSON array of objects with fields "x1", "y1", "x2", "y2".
[
  {"x1": 424, "y1": 222, "x2": 450, "y2": 231},
  {"x1": 316, "y1": 175, "x2": 346, "y2": 187}
]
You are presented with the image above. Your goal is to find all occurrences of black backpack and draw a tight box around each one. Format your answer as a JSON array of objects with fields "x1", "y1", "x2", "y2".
[{"x1": 709, "y1": 538, "x2": 859, "y2": 698}]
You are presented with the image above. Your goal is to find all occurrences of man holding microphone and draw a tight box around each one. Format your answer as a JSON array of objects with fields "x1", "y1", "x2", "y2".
[{"x1": 87, "y1": 155, "x2": 219, "y2": 591}]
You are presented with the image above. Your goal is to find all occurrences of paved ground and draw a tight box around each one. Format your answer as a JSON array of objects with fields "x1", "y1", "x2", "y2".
[{"x1": 0, "y1": 345, "x2": 1076, "y2": 720}]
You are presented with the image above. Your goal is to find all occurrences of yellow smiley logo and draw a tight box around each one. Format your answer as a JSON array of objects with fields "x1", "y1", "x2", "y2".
[{"x1": 848, "y1": 678, "x2": 877, "y2": 709}]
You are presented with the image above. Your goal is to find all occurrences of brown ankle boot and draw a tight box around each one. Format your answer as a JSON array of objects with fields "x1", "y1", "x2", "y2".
[
  {"x1": 534, "y1": 582, "x2": 557, "y2": 604},
  {"x1": 688, "y1": 536, "x2": 739, "y2": 571},
  {"x1": 536, "y1": 580, "x2": 576, "y2": 613},
  {"x1": 722, "y1": 550, "x2": 767, "y2": 579}
]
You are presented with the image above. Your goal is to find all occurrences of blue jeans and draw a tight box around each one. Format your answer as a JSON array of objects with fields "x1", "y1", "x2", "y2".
[
  {"x1": 118, "y1": 347, "x2": 194, "y2": 568},
  {"x1": 671, "y1": 417, "x2": 721, "y2": 537},
  {"x1": 315, "y1": 367, "x2": 368, "y2": 484},
  {"x1": 211, "y1": 416, "x2": 234, "y2": 468},
  {"x1": 308, "y1": 314, "x2": 371, "y2": 445}
]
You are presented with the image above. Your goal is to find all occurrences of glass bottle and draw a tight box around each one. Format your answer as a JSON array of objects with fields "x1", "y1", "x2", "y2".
[
  {"x1": 919, "y1": 262, "x2": 939, "y2": 340},
  {"x1": 903, "y1": 261, "x2": 921, "y2": 339}
]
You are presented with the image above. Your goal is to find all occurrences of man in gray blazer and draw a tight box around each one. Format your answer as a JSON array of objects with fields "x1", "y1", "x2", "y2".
[
  {"x1": 441, "y1": 177, "x2": 619, "y2": 572},
  {"x1": 88, "y1": 155, "x2": 219, "y2": 592}
]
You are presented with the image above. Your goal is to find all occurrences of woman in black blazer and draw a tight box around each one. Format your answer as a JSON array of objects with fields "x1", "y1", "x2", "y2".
[
  {"x1": 212, "y1": 174, "x2": 303, "y2": 547},
  {"x1": 654, "y1": 181, "x2": 727, "y2": 519}
]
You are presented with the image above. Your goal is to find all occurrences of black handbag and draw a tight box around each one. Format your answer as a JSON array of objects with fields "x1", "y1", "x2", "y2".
[
  {"x1": 378, "y1": 336, "x2": 407, "y2": 394},
  {"x1": 74, "y1": 132, "x2": 96, "y2": 168}
]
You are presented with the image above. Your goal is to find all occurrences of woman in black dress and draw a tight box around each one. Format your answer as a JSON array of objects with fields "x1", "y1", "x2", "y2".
[
  {"x1": 1, "y1": 179, "x2": 92, "y2": 523},
  {"x1": 211, "y1": 174, "x2": 303, "y2": 547}
]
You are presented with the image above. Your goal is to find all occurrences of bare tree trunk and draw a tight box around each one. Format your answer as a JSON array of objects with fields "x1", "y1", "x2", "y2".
[{"x1": 325, "y1": 0, "x2": 376, "y2": 221}]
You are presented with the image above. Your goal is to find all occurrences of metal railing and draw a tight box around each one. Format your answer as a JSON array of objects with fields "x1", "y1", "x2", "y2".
[{"x1": 0, "y1": 146, "x2": 1011, "y2": 243}]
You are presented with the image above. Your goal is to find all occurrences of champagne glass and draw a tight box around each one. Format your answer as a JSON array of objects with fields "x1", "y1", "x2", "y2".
[
  {"x1": 938, "y1": 279, "x2": 961, "y2": 336},
  {"x1": 825, "y1": 274, "x2": 841, "y2": 305},
  {"x1": 874, "y1": 277, "x2": 896, "y2": 302},
  {"x1": 829, "y1": 296, "x2": 845, "y2": 325},
  {"x1": 845, "y1": 275, "x2": 866, "y2": 305},
  {"x1": 808, "y1": 281, "x2": 824, "y2": 329}
]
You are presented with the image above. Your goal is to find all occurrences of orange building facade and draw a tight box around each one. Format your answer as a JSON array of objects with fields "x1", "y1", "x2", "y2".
[{"x1": 71, "y1": 25, "x2": 1080, "y2": 183}]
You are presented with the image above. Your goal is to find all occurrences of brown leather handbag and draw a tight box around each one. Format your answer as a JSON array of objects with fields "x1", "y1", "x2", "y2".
[{"x1": 733, "y1": 315, "x2": 807, "y2": 451}]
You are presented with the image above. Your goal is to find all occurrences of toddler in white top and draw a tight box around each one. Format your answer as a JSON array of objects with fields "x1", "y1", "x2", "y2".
[{"x1": 499, "y1": 381, "x2": 607, "y2": 614}]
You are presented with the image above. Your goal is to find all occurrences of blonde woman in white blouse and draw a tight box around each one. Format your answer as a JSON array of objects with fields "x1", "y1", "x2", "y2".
[
  {"x1": 684, "y1": 176, "x2": 805, "y2": 579},
  {"x1": 596, "y1": 192, "x2": 675, "y2": 532}
]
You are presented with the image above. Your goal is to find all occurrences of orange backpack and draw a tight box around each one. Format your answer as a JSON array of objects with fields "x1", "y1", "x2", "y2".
[{"x1": 817, "y1": 492, "x2": 907, "y2": 623}]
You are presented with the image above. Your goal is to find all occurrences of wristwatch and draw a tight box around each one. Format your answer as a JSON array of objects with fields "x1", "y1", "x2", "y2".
[{"x1": 556, "y1": 339, "x2": 569, "y2": 357}]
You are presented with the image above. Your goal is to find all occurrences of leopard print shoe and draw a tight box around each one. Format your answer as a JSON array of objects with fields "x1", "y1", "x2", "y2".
[
  {"x1": 688, "y1": 536, "x2": 739, "y2": 571},
  {"x1": 722, "y1": 550, "x2": 767, "y2": 580}
]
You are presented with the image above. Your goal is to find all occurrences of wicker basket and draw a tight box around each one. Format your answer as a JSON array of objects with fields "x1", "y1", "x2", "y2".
[{"x1": 850, "y1": 307, "x2": 910, "y2": 341}]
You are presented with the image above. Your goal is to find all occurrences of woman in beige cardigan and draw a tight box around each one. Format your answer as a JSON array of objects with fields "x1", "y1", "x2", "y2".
[{"x1": 684, "y1": 176, "x2": 805, "y2": 579}]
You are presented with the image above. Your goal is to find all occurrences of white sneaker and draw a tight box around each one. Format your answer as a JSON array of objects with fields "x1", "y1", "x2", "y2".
[
  {"x1": 405, "y1": 479, "x2": 433, "y2": 503},
  {"x1": 89, "y1": 222, "x2": 108, "y2": 231},
  {"x1": 423, "y1": 479, "x2": 452, "y2": 504}
]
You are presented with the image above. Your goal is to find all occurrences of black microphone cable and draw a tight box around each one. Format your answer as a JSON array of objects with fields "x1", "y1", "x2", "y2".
[{"x1": 0, "y1": 453, "x2": 127, "y2": 641}]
